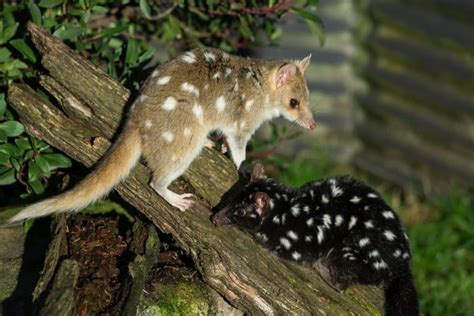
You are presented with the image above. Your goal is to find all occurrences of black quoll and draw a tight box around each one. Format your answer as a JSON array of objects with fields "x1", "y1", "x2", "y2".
[{"x1": 212, "y1": 163, "x2": 419, "y2": 316}]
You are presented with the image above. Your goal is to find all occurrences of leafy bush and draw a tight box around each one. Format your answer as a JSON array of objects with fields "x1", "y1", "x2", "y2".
[{"x1": 0, "y1": 0, "x2": 324, "y2": 200}]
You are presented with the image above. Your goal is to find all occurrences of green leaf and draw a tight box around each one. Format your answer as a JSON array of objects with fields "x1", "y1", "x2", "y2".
[
  {"x1": 238, "y1": 16, "x2": 255, "y2": 41},
  {"x1": 0, "y1": 47, "x2": 12, "y2": 63},
  {"x1": 0, "y1": 130, "x2": 7, "y2": 143},
  {"x1": 0, "y1": 168, "x2": 15, "y2": 185},
  {"x1": 10, "y1": 39, "x2": 37, "y2": 63},
  {"x1": 92, "y1": 5, "x2": 108, "y2": 14},
  {"x1": 0, "y1": 22, "x2": 19, "y2": 45},
  {"x1": 41, "y1": 153, "x2": 71, "y2": 169},
  {"x1": 292, "y1": 8, "x2": 325, "y2": 47},
  {"x1": 125, "y1": 38, "x2": 139, "y2": 66},
  {"x1": 28, "y1": 160, "x2": 41, "y2": 182},
  {"x1": 54, "y1": 26, "x2": 83, "y2": 41},
  {"x1": 0, "y1": 121, "x2": 25, "y2": 137},
  {"x1": 0, "y1": 144, "x2": 20, "y2": 156},
  {"x1": 0, "y1": 152, "x2": 9, "y2": 164},
  {"x1": 38, "y1": 0, "x2": 63, "y2": 8},
  {"x1": 29, "y1": 179, "x2": 45, "y2": 195},
  {"x1": 15, "y1": 138, "x2": 31, "y2": 151},
  {"x1": 81, "y1": 200, "x2": 135, "y2": 222},
  {"x1": 29, "y1": 0, "x2": 43, "y2": 25},
  {"x1": 0, "y1": 93, "x2": 6, "y2": 117},
  {"x1": 10, "y1": 157, "x2": 20, "y2": 171},
  {"x1": 34, "y1": 155, "x2": 50, "y2": 173},
  {"x1": 139, "y1": 0, "x2": 152, "y2": 19}
]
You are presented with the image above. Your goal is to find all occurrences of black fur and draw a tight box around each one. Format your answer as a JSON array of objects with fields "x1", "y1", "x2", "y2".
[{"x1": 212, "y1": 168, "x2": 419, "y2": 316}]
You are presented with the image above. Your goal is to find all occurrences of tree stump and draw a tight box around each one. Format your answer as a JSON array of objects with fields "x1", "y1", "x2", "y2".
[{"x1": 7, "y1": 22, "x2": 384, "y2": 315}]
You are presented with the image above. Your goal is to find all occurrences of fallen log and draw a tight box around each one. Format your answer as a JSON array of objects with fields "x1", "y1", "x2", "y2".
[{"x1": 7, "y1": 22, "x2": 384, "y2": 315}]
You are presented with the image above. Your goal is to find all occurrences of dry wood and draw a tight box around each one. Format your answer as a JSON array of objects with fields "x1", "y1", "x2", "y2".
[{"x1": 7, "y1": 22, "x2": 383, "y2": 315}]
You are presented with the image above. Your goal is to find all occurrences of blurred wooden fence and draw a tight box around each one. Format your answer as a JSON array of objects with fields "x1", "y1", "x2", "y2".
[{"x1": 354, "y1": 0, "x2": 474, "y2": 192}]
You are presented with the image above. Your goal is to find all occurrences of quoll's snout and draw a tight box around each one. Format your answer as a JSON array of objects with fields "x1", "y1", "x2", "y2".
[{"x1": 211, "y1": 208, "x2": 232, "y2": 226}]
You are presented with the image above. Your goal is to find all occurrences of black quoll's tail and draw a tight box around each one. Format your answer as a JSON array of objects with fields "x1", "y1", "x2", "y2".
[{"x1": 384, "y1": 266, "x2": 419, "y2": 316}]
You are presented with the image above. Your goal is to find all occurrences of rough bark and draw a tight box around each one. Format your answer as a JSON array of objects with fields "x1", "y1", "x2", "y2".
[{"x1": 7, "y1": 22, "x2": 384, "y2": 315}]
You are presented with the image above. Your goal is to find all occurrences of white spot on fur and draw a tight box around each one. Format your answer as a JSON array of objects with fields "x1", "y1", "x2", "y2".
[
  {"x1": 335, "y1": 215, "x2": 344, "y2": 226},
  {"x1": 373, "y1": 260, "x2": 388, "y2": 270},
  {"x1": 393, "y1": 249, "x2": 402, "y2": 258},
  {"x1": 139, "y1": 95, "x2": 148, "y2": 102},
  {"x1": 269, "y1": 199, "x2": 274, "y2": 210},
  {"x1": 281, "y1": 213, "x2": 286, "y2": 225},
  {"x1": 305, "y1": 235, "x2": 313, "y2": 242},
  {"x1": 368, "y1": 193, "x2": 377, "y2": 198},
  {"x1": 273, "y1": 216, "x2": 280, "y2": 224},
  {"x1": 292, "y1": 251, "x2": 301, "y2": 261},
  {"x1": 144, "y1": 120, "x2": 152, "y2": 129},
  {"x1": 350, "y1": 196, "x2": 361, "y2": 203},
  {"x1": 162, "y1": 131, "x2": 174, "y2": 142},
  {"x1": 161, "y1": 96, "x2": 177, "y2": 111},
  {"x1": 224, "y1": 67, "x2": 232, "y2": 77},
  {"x1": 157, "y1": 76, "x2": 171, "y2": 85},
  {"x1": 192, "y1": 104, "x2": 204, "y2": 124},
  {"x1": 204, "y1": 51, "x2": 216, "y2": 61},
  {"x1": 181, "y1": 82, "x2": 200, "y2": 97},
  {"x1": 151, "y1": 69, "x2": 159, "y2": 77},
  {"x1": 384, "y1": 230, "x2": 397, "y2": 241},
  {"x1": 349, "y1": 216, "x2": 357, "y2": 229},
  {"x1": 183, "y1": 128, "x2": 191, "y2": 137},
  {"x1": 215, "y1": 96, "x2": 226, "y2": 112},
  {"x1": 331, "y1": 185, "x2": 343, "y2": 197},
  {"x1": 275, "y1": 193, "x2": 280, "y2": 199},
  {"x1": 239, "y1": 121, "x2": 247, "y2": 129},
  {"x1": 364, "y1": 220, "x2": 374, "y2": 228},
  {"x1": 171, "y1": 155, "x2": 177, "y2": 162},
  {"x1": 359, "y1": 238, "x2": 370, "y2": 247},
  {"x1": 306, "y1": 218, "x2": 314, "y2": 227},
  {"x1": 287, "y1": 230, "x2": 298, "y2": 241},
  {"x1": 317, "y1": 226, "x2": 324, "y2": 244},
  {"x1": 369, "y1": 250, "x2": 380, "y2": 258},
  {"x1": 280, "y1": 237, "x2": 291, "y2": 250},
  {"x1": 245, "y1": 99, "x2": 255, "y2": 112},
  {"x1": 383, "y1": 211, "x2": 395, "y2": 219},
  {"x1": 204, "y1": 84, "x2": 209, "y2": 90},
  {"x1": 403, "y1": 252, "x2": 410, "y2": 259},
  {"x1": 213, "y1": 72, "x2": 221, "y2": 79},
  {"x1": 182, "y1": 52, "x2": 196, "y2": 63},
  {"x1": 291, "y1": 204, "x2": 300, "y2": 216},
  {"x1": 233, "y1": 79, "x2": 239, "y2": 92},
  {"x1": 322, "y1": 195, "x2": 329, "y2": 203},
  {"x1": 323, "y1": 214, "x2": 332, "y2": 228},
  {"x1": 303, "y1": 206, "x2": 310, "y2": 213}
]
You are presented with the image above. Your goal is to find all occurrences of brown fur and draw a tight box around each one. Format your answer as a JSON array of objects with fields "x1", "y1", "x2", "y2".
[{"x1": 10, "y1": 48, "x2": 315, "y2": 220}]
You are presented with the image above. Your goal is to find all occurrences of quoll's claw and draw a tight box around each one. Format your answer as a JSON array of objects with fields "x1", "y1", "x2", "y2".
[
  {"x1": 171, "y1": 193, "x2": 194, "y2": 211},
  {"x1": 204, "y1": 139, "x2": 215, "y2": 149}
]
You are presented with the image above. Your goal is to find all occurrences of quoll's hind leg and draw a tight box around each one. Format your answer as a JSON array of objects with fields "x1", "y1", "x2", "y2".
[
  {"x1": 312, "y1": 247, "x2": 381, "y2": 292},
  {"x1": 146, "y1": 133, "x2": 206, "y2": 211}
]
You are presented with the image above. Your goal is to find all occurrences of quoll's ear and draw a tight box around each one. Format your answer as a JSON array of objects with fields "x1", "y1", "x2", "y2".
[
  {"x1": 295, "y1": 54, "x2": 311, "y2": 73},
  {"x1": 254, "y1": 192, "x2": 269, "y2": 218},
  {"x1": 276, "y1": 63, "x2": 297, "y2": 88},
  {"x1": 251, "y1": 162, "x2": 266, "y2": 181}
]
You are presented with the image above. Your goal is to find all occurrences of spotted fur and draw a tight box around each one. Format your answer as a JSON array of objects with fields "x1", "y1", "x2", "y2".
[{"x1": 212, "y1": 163, "x2": 419, "y2": 316}]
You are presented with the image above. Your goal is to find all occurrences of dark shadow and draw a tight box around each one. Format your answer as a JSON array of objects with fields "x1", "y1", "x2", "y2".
[{"x1": 2, "y1": 218, "x2": 52, "y2": 316}]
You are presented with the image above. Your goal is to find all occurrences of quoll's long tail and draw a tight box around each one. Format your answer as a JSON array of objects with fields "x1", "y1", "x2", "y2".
[
  {"x1": 384, "y1": 265, "x2": 419, "y2": 316},
  {"x1": 9, "y1": 127, "x2": 142, "y2": 222}
]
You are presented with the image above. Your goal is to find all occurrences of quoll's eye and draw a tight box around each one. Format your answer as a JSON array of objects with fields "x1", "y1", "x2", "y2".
[{"x1": 290, "y1": 98, "x2": 299, "y2": 109}]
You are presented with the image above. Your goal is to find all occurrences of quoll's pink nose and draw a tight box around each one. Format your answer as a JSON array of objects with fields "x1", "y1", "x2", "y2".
[{"x1": 308, "y1": 119, "x2": 316, "y2": 130}]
